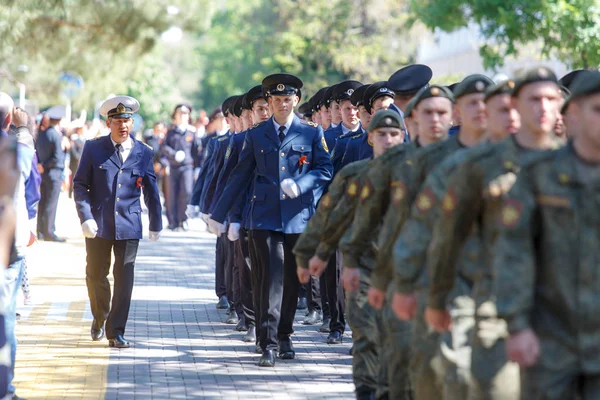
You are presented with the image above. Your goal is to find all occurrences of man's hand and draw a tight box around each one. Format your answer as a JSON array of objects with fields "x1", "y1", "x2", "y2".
[
  {"x1": 149, "y1": 231, "x2": 161, "y2": 242},
  {"x1": 12, "y1": 107, "x2": 29, "y2": 128},
  {"x1": 425, "y1": 307, "x2": 451, "y2": 332},
  {"x1": 281, "y1": 178, "x2": 301, "y2": 199},
  {"x1": 208, "y1": 218, "x2": 226, "y2": 235},
  {"x1": 392, "y1": 292, "x2": 418, "y2": 321},
  {"x1": 297, "y1": 266, "x2": 310, "y2": 284},
  {"x1": 175, "y1": 150, "x2": 186, "y2": 163},
  {"x1": 308, "y1": 255, "x2": 327, "y2": 277},
  {"x1": 227, "y1": 223, "x2": 241, "y2": 241},
  {"x1": 81, "y1": 219, "x2": 98, "y2": 238},
  {"x1": 341, "y1": 266, "x2": 360, "y2": 292},
  {"x1": 506, "y1": 329, "x2": 540, "y2": 367},
  {"x1": 367, "y1": 287, "x2": 385, "y2": 310}
]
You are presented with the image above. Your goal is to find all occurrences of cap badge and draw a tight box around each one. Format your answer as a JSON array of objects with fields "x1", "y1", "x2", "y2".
[
  {"x1": 430, "y1": 87, "x2": 440, "y2": 96},
  {"x1": 379, "y1": 88, "x2": 388, "y2": 93},
  {"x1": 384, "y1": 117, "x2": 393, "y2": 125},
  {"x1": 277, "y1": 84, "x2": 285, "y2": 91},
  {"x1": 507, "y1": 80, "x2": 515, "y2": 89},
  {"x1": 537, "y1": 68, "x2": 549, "y2": 78},
  {"x1": 475, "y1": 81, "x2": 485, "y2": 92},
  {"x1": 346, "y1": 89, "x2": 354, "y2": 96},
  {"x1": 116, "y1": 103, "x2": 126, "y2": 113}
]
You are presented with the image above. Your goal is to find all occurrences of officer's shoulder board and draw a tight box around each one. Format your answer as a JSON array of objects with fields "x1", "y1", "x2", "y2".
[
  {"x1": 210, "y1": 135, "x2": 219, "y2": 141},
  {"x1": 141, "y1": 141, "x2": 153, "y2": 150},
  {"x1": 351, "y1": 133, "x2": 363, "y2": 140},
  {"x1": 300, "y1": 120, "x2": 319, "y2": 128},
  {"x1": 249, "y1": 120, "x2": 267, "y2": 131},
  {"x1": 218, "y1": 136, "x2": 229, "y2": 142},
  {"x1": 89, "y1": 135, "x2": 103, "y2": 141}
]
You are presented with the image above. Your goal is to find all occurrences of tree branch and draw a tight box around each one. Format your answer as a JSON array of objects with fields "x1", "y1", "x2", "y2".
[{"x1": 32, "y1": 16, "x2": 104, "y2": 33}]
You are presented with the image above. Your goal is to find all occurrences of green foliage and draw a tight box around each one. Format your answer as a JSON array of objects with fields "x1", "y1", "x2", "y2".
[{"x1": 409, "y1": 0, "x2": 600, "y2": 70}]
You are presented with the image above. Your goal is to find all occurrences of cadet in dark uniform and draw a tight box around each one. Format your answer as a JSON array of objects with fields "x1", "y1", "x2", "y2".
[
  {"x1": 73, "y1": 96, "x2": 162, "y2": 348},
  {"x1": 35, "y1": 105, "x2": 66, "y2": 242},
  {"x1": 161, "y1": 104, "x2": 198, "y2": 230},
  {"x1": 209, "y1": 73, "x2": 333, "y2": 367},
  {"x1": 387, "y1": 64, "x2": 433, "y2": 114}
]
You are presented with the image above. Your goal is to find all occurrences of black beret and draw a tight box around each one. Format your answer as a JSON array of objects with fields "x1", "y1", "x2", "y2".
[
  {"x1": 364, "y1": 81, "x2": 395, "y2": 114},
  {"x1": 561, "y1": 70, "x2": 600, "y2": 114},
  {"x1": 453, "y1": 74, "x2": 494, "y2": 99},
  {"x1": 484, "y1": 79, "x2": 516, "y2": 102},
  {"x1": 262, "y1": 73, "x2": 303, "y2": 97},
  {"x1": 388, "y1": 64, "x2": 433, "y2": 95},
  {"x1": 559, "y1": 69, "x2": 587, "y2": 90},
  {"x1": 512, "y1": 67, "x2": 558, "y2": 97},
  {"x1": 367, "y1": 109, "x2": 405, "y2": 131},
  {"x1": 403, "y1": 95, "x2": 418, "y2": 118},
  {"x1": 350, "y1": 84, "x2": 371, "y2": 107},
  {"x1": 413, "y1": 84, "x2": 455, "y2": 108},
  {"x1": 333, "y1": 80, "x2": 364, "y2": 102}
]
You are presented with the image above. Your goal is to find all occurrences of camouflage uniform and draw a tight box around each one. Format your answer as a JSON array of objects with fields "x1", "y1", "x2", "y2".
[
  {"x1": 340, "y1": 141, "x2": 418, "y2": 400},
  {"x1": 494, "y1": 142, "x2": 600, "y2": 400},
  {"x1": 294, "y1": 158, "x2": 382, "y2": 399},
  {"x1": 391, "y1": 134, "x2": 470, "y2": 400}
]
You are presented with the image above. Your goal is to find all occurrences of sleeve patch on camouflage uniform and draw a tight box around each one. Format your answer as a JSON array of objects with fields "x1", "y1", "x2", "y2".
[
  {"x1": 415, "y1": 188, "x2": 435, "y2": 214},
  {"x1": 535, "y1": 194, "x2": 571, "y2": 208},
  {"x1": 347, "y1": 180, "x2": 359, "y2": 197},
  {"x1": 360, "y1": 181, "x2": 372, "y2": 200},
  {"x1": 322, "y1": 137, "x2": 329, "y2": 153},
  {"x1": 500, "y1": 199, "x2": 523, "y2": 228},
  {"x1": 391, "y1": 181, "x2": 406, "y2": 205},
  {"x1": 442, "y1": 188, "x2": 457, "y2": 215},
  {"x1": 320, "y1": 193, "x2": 332, "y2": 208}
]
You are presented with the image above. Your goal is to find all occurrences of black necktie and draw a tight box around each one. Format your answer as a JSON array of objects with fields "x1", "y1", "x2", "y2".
[
  {"x1": 115, "y1": 143, "x2": 123, "y2": 165},
  {"x1": 278, "y1": 126, "x2": 286, "y2": 144}
]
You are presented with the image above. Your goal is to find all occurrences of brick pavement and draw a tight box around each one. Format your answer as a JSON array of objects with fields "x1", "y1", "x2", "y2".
[{"x1": 13, "y1": 194, "x2": 354, "y2": 399}]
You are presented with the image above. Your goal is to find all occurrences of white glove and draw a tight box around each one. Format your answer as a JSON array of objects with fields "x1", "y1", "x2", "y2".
[
  {"x1": 281, "y1": 178, "x2": 301, "y2": 199},
  {"x1": 82, "y1": 219, "x2": 98, "y2": 238},
  {"x1": 200, "y1": 213, "x2": 210, "y2": 223},
  {"x1": 227, "y1": 222, "x2": 241, "y2": 241},
  {"x1": 208, "y1": 218, "x2": 227, "y2": 235},
  {"x1": 185, "y1": 204, "x2": 200, "y2": 219},
  {"x1": 149, "y1": 231, "x2": 161, "y2": 242},
  {"x1": 175, "y1": 150, "x2": 186, "y2": 163}
]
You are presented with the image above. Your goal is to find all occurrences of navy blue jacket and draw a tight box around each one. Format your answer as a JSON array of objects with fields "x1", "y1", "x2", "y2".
[
  {"x1": 73, "y1": 135, "x2": 163, "y2": 240},
  {"x1": 161, "y1": 126, "x2": 199, "y2": 168},
  {"x1": 341, "y1": 130, "x2": 372, "y2": 168},
  {"x1": 189, "y1": 136, "x2": 218, "y2": 206},
  {"x1": 211, "y1": 116, "x2": 333, "y2": 234},
  {"x1": 200, "y1": 133, "x2": 231, "y2": 213}
]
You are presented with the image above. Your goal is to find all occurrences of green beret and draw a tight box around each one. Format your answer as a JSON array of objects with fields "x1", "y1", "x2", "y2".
[
  {"x1": 404, "y1": 95, "x2": 418, "y2": 118},
  {"x1": 367, "y1": 109, "x2": 405, "y2": 132},
  {"x1": 453, "y1": 74, "x2": 494, "y2": 99},
  {"x1": 512, "y1": 67, "x2": 558, "y2": 97},
  {"x1": 561, "y1": 70, "x2": 600, "y2": 114},
  {"x1": 484, "y1": 79, "x2": 516, "y2": 102},
  {"x1": 413, "y1": 84, "x2": 455, "y2": 108}
]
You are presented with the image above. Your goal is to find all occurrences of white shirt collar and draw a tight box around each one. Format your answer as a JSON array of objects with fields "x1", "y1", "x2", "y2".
[
  {"x1": 110, "y1": 135, "x2": 133, "y2": 150},
  {"x1": 341, "y1": 122, "x2": 361, "y2": 135},
  {"x1": 272, "y1": 113, "x2": 295, "y2": 134}
]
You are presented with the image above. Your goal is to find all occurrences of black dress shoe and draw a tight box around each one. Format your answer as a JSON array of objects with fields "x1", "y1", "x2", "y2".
[
  {"x1": 303, "y1": 310, "x2": 322, "y2": 325},
  {"x1": 258, "y1": 350, "x2": 276, "y2": 367},
  {"x1": 278, "y1": 339, "x2": 295, "y2": 359},
  {"x1": 327, "y1": 330, "x2": 343, "y2": 344},
  {"x1": 235, "y1": 318, "x2": 248, "y2": 332},
  {"x1": 91, "y1": 320, "x2": 105, "y2": 341},
  {"x1": 296, "y1": 296, "x2": 308, "y2": 310},
  {"x1": 216, "y1": 296, "x2": 229, "y2": 309},
  {"x1": 45, "y1": 235, "x2": 66, "y2": 243},
  {"x1": 243, "y1": 325, "x2": 256, "y2": 343},
  {"x1": 319, "y1": 317, "x2": 331, "y2": 333},
  {"x1": 108, "y1": 335, "x2": 130, "y2": 348}
]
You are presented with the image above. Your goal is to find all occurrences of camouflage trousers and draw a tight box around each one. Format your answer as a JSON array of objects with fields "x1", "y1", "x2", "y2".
[
  {"x1": 469, "y1": 300, "x2": 520, "y2": 400},
  {"x1": 411, "y1": 291, "x2": 444, "y2": 400},
  {"x1": 440, "y1": 295, "x2": 475, "y2": 400},
  {"x1": 346, "y1": 273, "x2": 381, "y2": 398},
  {"x1": 381, "y1": 286, "x2": 413, "y2": 399}
]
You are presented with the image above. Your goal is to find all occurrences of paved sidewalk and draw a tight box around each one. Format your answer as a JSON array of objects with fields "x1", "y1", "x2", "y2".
[{"x1": 14, "y1": 194, "x2": 354, "y2": 399}]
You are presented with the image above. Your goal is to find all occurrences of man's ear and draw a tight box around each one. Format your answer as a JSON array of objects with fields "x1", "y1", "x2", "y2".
[{"x1": 106, "y1": 118, "x2": 111, "y2": 128}]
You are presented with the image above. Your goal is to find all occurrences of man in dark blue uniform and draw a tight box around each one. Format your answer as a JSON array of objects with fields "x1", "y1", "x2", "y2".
[
  {"x1": 35, "y1": 105, "x2": 67, "y2": 242},
  {"x1": 161, "y1": 104, "x2": 198, "y2": 231},
  {"x1": 74, "y1": 96, "x2": 162, "y2": 348},
  {"x1": 209, "y1": 73, "x2": 333, "y2": 367}
]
